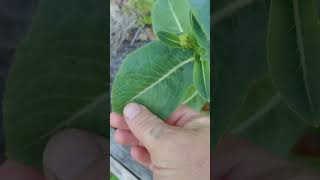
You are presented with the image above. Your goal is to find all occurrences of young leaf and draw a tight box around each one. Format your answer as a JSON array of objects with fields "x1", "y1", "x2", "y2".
[
  {"x1": 194, "y1": 58, "x2": 210, "y2": 101},
  {"x1": 111, "y1": 41, "x2": 194, "y2": 119},
  {"x1": 267, "y1": 0, "x2": 320, "y2": 126},
  {"x1": 158, "y1": 31, "x2": 182, "y2": 48},
  {"x1": 190, "y1": 12, "x2": 210, "y2": 61},
  {"x1": 178, "y1": 33, "x2": 197, "y2": 49},
  {"x1": 187, "y1": 0, "x2": 210, "y2": 39},
  {"x1": 152, "y1": 0, "x2": 192, "y2": 35},
  {"x1": 3, "y1": 0, "x2": 107, "y2": 169}
]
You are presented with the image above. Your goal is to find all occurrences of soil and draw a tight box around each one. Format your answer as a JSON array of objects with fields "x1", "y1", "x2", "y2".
[{"x1": 110, "y1": 0, "x2": 155, "y2": 83}]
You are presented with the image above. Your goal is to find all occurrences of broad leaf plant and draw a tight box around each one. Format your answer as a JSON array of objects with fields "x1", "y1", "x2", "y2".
[
  {"x1": 213, "y1": 0, "x2": 320, "y2": 168},
  {"x1": 111, "y1": 0, "x2": 211, "y2": 119}
]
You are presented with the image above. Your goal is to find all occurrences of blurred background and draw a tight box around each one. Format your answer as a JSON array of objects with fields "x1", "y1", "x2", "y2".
[{"x1": 0, "y1": 0, "x2": 38, "y2": 163}]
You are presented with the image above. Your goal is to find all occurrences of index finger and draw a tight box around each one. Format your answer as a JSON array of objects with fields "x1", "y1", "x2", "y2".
[{"x1": 110, "y1": 112, "x2": 129, "y2": 130}]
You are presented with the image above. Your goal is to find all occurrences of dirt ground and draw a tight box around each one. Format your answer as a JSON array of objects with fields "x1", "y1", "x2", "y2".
[{"x1": 110, "y1": 0, "x2": 155, "y2": 83}]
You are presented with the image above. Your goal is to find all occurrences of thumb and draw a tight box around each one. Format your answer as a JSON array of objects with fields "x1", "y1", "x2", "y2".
[
  {"x1": 123, "y1": 103, "x2": 173, "y2": 151},
  {"x1": 43, "y1": 129, "x2": 108, "y2": 180}
]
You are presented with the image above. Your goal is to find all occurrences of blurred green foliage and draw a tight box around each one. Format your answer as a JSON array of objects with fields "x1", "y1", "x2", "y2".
[{"x1": 110, "y1": 174, "x2": 119, "y2": 180}]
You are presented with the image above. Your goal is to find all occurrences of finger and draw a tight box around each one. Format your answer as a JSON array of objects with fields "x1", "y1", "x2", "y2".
[
  {"x1": 110, "y1": 112, "x2": 129, "y2": 130},
  {"x1": 114, "y1": 129, "x2": 140, "y2": 146},
  {"x1": 213, "y1": 135, "x2": 293, "y2": 180},
  {"x1": 0, "y1": 160, "x2": 43, "y2": 180},
  {"x1": 74, "y1": 155, "x2": 107, "y2": 180},
  {"x1": 43, "y1": 129, "x2": 107, "y2": 180},
  {"x1": 167, "y1": 105, "x2": 205, "y2": 127},
  {"x1": 130, "y1": 146, "x2": 151, "y2": 169},
  {"x1": 123, "y1": 103, "x2": 174, "y2": 152}
]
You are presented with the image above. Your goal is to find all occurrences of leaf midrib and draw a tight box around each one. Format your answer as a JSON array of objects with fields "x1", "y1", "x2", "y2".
[
  {"x1": 182, "y1": 91, "x2": 198, "y2": 104},
  {"x1": 19, "y1": 93, "x2": 107, "y2": 153},
  {"x1": 125, "y1": 57, "x2": 194, "y2": 106},
  {"x1": 293, "y1": 0, "x2": 314, "y2": 114},
  {"x1": 231, "y1": 93, "x2": 282, "y2": 134},
  {"x1": 201, "y1": 61, "x2": 209, "y2": 100},
  {"x1": 168, "y1": 0, "x2": 183, "y2": 32}
]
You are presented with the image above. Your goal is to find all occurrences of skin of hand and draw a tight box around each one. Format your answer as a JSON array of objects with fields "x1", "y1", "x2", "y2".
[
  {"x1": 0, "y1": 104, "x2": 319, "y2": 180},
  {"x1": 214, "y1": 136, "x2": 320, "y2": 180},
  {"x1": 110, "y1": 103, "x2": 211, "y2": 180},
  {"x1": 0, "y1": 129, "x2": 108, "y2": 180}
]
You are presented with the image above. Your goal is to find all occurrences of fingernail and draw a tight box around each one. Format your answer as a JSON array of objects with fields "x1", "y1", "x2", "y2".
[
  {"x1": 124, "y1": 103, "x2": 141, "y2": 120},
  {"x1": 43, "y1": 129, "x2": 102, "y2": 180}
]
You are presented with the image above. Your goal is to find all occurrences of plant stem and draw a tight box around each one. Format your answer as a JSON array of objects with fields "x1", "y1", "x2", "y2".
[{"x1": 292, "y1": 0, "x2": 314, "y2": 115}]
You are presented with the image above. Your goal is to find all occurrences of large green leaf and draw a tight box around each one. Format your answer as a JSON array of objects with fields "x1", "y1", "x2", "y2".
[
  {"x1": 152, "y1": 0, "x2": 192, "y2": 35},
  {"x1": 267, "y1": 0, "x2": 320, "y2": 126},
  {"x1": 3, "y1": 0, "x2": 107, "y2": 169},
  {"x1": 212, "y1": 2, "x2": 269, "y2": 148},
  {"x1": 230, "y1": 78, "x2": 306, "y2": 156},
  {"x1": 111, "y1": 41, "x2": 194, "y2": 119}
]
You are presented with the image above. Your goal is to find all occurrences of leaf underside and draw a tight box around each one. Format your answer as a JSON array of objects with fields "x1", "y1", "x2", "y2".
[
  {"x1": 111, "y1": 41, "x2": 194, "y2": 119},
  {"x1": 267, "y1": 0, "x2": 320, "y2": 126},
  {"x1": 212, "y1": 2, "x2": 269, "y2": 148},
  {"x1": 152, "y1": 0, "x2": 192, "y2": 35},
  {"x1": 229, "y1": 78, "x2": 306, "y2": 156}
]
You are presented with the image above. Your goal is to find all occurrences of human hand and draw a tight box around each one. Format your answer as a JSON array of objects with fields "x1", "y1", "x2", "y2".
[
  {"x1": 110, "y1": 103, "x2": 210, "y2": 180},
  {"x1": 213, "y1": 135, "x2": 320, "y2": 180},
  {"x1": 0, "y1": 129, "x2": 108, "y2": 180}
]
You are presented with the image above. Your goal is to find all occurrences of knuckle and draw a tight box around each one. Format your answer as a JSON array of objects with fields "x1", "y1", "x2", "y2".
[{"x1": 132, "y1": 110, "x2": 157, "y2": 130}]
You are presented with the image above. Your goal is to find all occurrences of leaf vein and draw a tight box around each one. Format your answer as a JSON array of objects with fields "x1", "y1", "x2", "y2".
[
  {"x1": 124, "y1": 57, "x2": 194, "y2": 106},
  {"x1": 168, "y1": 0, "x2": 183, "y2": 32},
  {"x1": 293, "y1": 0, "x2": 314, "y2": 113}
]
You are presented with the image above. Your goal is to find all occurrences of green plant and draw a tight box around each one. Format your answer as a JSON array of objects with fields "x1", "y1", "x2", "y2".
[
  {"x1": 110, "y1": 174, "x2": 119, "y2": 180},
  {"x1": 3, "y1": 0, "x2": 107, "y2": 169},
  {"x1": 213, "y1": 0, "x2": 320, "y2": 167},
  {"x1": 111, "y1": 0, "x2": 210, "y2": 119}
]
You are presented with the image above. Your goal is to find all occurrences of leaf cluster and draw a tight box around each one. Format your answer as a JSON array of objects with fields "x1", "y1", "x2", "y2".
[{"x1": 112, "y1": 0, "x2": 210, "y2": 119}]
